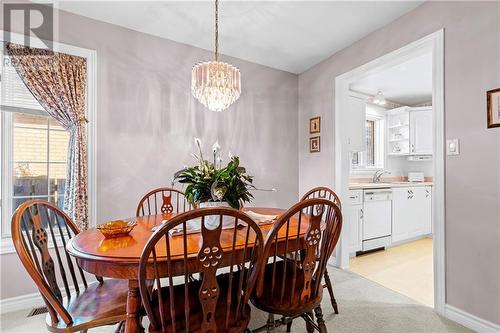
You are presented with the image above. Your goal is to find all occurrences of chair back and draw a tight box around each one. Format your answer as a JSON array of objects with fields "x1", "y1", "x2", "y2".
[
  {"x1": 11, "y1": 199, "x2": 93, "y2": 325},
  {"x1": 136, "y1": 187, "x2": 192, "y2": 217},
  {"x1": 301, "y1": 186, "x2": 342, "y2": 209},
  {"x1": 257, "y1": 198, "x2": 342, "y2": 307},
  {"x1": 138, "y1": 207, "x2": 264, "y2": 333}
]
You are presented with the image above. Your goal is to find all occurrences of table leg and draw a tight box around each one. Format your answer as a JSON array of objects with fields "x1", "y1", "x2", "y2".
[{"x1": 124, "y1": 279, "x2": 141, "y2": 333}]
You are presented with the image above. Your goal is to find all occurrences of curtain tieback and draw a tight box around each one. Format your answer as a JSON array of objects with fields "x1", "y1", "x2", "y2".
[{"x1": 77, "y1": 116, "x2": 89, "y2": 123}]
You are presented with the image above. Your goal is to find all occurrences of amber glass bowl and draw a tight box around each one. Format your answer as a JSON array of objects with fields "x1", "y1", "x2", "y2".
[{"x1": 97, "y1": 220, "x2": 137, "y2": 238}]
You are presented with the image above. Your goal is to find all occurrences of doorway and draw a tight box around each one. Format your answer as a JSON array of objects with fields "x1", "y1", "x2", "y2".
[{"x1": 334, "y1": 31, "x2": 444, "y2": 313}]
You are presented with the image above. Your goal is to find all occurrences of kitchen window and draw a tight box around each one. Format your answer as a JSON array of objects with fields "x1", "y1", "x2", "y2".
[{"x1": 351, "y1": 114, "x2": 385, "y2": 170}]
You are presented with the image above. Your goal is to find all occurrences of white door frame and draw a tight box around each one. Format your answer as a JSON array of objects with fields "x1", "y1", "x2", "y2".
[{"x1": 333, "y1": 30, "x2": 445, "y2": 314}]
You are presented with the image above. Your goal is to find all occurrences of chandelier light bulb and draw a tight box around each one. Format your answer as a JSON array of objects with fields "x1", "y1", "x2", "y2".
[{"x1": 373, "y1": 90, "x2": 387, "y2": 105}]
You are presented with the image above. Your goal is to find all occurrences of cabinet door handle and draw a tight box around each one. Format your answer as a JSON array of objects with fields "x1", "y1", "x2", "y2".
[
  {"x1": 349, "y1": 196, "x2": 356, "y2": 199},
  {"x1": 360, "y1": 209, "x2": 364, "y2": 219},
  {"x1": 411, "y1": 144, "x2": 415, "y2": 153}
]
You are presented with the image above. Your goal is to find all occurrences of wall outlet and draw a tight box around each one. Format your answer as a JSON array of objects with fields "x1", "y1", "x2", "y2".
[{"x1": 446, "y1": 139, "x2": 460, "y2": 156}]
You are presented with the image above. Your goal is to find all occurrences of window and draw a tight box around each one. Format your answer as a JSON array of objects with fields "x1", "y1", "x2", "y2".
[
  {"x1": 365, "y1": 119, "x2": 375, "y2": 166},
  {"x1": 351, "y1": 114, "x2": 385, "y2": 170},
  {"x1": 0, "y1": 33, "x2": 95, "y2": 254},
  {"x1": 11, "y1": 114, "x2": 69, "y2": 210},
  {"x1": 1, "y1": 50, "x2": 70, "y2": 238}
]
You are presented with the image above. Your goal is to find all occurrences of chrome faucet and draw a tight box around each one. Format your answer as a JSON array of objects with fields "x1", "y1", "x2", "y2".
[{"x1": 373, "y1": 170, "x2": 391, "y2": 183}]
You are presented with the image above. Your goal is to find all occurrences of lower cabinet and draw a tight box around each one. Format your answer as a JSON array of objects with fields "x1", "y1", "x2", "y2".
[
  {"x1": 392, "y1": 186, "x2": 432, "y2": 243},
  {"x1": 347, "y1": 190, "x2": 363, "y2": 255}
]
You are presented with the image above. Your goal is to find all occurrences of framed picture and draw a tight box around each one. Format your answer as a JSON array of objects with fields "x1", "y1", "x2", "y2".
[
  {"x1": 487, "y1": 88, "x2": 500, "y2": 128},
  {"x1": 309, "y1": 116, "x2": 321, "y2": 134},
  {"x1": 309, "y1": 136, "x2": 320, "y2": 153}
]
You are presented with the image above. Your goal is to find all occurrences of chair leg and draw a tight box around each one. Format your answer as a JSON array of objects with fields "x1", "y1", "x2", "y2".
[
  {"x1": 266, "y1": 313, "x2": 275, "y2": 333},
  {"x1": 305, "y1": 312, "x2": 315, "y2": 333},
  {"x1": 314, "y1": 306, "x2": 327, "y2": 333},
  {"x1": 286, "y1": 320, "x2": 293, "y2": 332},
  {"x1": 323, "y1": 270, "x2": 339, "y2": 314}
]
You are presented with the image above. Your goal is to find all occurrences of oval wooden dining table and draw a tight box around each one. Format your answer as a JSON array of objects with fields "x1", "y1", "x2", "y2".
[{"x1": 66, "y1": 207, "x2": 311, "y2": 333}]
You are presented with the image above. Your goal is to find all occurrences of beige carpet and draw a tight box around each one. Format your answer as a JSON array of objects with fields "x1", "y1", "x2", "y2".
[
  {"x1": 0, "y1": 267, "x2": 470, "y2": 333},
  {"x1": 350, "y1": 238, "x2": 434, "y2": 307}
]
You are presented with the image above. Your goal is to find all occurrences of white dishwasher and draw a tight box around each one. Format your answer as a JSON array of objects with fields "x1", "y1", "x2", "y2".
[{"x1": 362, "y1": 189, "x2": 392, "y2": 251}]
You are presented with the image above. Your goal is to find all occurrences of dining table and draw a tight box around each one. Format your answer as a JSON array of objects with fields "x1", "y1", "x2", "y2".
[{"x1": 66, "y1": 207, "x2": 311, "y2": 333}]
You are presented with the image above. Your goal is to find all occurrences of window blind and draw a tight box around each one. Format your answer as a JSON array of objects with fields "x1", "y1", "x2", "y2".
[{"x1": 1, "y1": 53, "x2": 46, "y2": 116}]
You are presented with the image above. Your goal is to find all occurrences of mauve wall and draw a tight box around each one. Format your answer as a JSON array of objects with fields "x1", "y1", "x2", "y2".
[
  {"x1": 0, "y1": 8, "x2": 298, "y2": 299},
  {"x1": 298, "y1": 1, "x2": 500, "y2": 325}
]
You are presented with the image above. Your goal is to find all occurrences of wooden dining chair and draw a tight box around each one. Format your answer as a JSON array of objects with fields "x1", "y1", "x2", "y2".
[
  {"x1": 138, "y1": 207, "x2": 264, "y2": 333},
  {"x1": 136, "y1": 187, "x2": 193, "y2": 217},
  {"x1": 300, "y1": 187, "x2": 341, "y2": 209},
  {"x1": 11, "y1": 199, "x2": 128, "y2": 333},
  {"x1": 300, "y1": 187, "x2": 341, "y2": 314},
  {"x1": 251, "y1": 198, "x2": 342, "y2": 333}
]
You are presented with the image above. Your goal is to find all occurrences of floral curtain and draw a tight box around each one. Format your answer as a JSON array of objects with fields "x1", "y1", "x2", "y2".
[{"x1": 6, "y1": 43, "x2": 89, "y2": 230}]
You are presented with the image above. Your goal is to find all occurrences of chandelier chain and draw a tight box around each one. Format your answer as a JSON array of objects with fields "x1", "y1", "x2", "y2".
[
  {"x1": 215, "y1": 0, "x2": 219, "y2": 62},
  {"x1": 192, "y1": 0, "x2": 240, "y2": 112}
]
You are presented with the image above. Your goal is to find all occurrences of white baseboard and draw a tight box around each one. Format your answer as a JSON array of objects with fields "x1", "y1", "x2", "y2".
[
  {"x1": 0, "y1": 282, "x2": 87, "y2": 315},
  {"x1": 445, "y1": 304, "x2": 500, "y2": 333},
  {"x1": 0, "y1": 292, "x2": 44, "y2": 315}
]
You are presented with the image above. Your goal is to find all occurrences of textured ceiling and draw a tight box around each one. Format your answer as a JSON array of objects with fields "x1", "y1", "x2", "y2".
[{"x1": 56, "y1": 1, "x2": 424, "y2": 74}]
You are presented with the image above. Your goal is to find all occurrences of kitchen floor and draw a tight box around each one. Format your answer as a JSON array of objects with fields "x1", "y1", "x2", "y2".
[{"x1": 349, "y1": 238, "x2": 433, "y2": 307}]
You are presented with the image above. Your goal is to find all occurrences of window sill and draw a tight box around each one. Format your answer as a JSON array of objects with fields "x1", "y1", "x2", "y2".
[{"x1": 1, "y1": 238, "x2": 17, "y2": 255}]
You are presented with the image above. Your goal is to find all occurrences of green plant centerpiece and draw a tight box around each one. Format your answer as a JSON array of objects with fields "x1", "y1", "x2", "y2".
[{"x1": 173, "y1": 138, "x2": 254, "y2": 210}]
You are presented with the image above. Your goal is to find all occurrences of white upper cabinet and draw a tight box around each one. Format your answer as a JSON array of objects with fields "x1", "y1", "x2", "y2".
[
  {"x1": 410, "y1": 107, "x2": 433, "y2": 155},
  {"x1": 387, "y1": 106, "x2": 433, "y2": 156},
  {"x1": 346, "y1": 95, "x2": 366, "y2": 152},
  {"x1": 387, "y1": 107, "x2": 410, "y2": 155}
]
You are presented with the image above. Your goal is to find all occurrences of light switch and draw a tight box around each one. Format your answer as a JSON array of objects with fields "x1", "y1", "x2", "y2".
[{"x1": 447, "y1": 139, "x2": 460, "y2": 156}]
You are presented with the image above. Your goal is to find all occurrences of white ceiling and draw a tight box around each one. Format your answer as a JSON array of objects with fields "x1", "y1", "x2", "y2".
[
  {"x1": 56, "y1": 1, "x2": 424, "y2": 74},
  {"x1": 350, "y1": 51, "x2": 433, "y2": 105}
]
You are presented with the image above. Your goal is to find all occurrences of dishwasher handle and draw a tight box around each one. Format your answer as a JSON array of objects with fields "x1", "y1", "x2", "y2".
[{"x1": 364, "y1": 190, "x2": 392, "y2": 201}]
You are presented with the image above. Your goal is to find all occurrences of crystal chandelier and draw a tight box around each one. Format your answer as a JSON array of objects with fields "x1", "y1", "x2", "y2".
[{"x1": 191, "y1": 0, "x2": 241, "y2": 112}]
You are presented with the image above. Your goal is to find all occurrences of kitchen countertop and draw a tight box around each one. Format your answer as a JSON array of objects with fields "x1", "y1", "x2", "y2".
[{"x1": 349, "y1": 181, "x2": 434, "y2": 190}]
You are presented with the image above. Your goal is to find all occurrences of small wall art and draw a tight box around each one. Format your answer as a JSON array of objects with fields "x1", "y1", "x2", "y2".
[
  {"x1": 487, "y1": 88, "x2": 500, "y2": 128},
  {"x1": 309, "y1": 116, "x2": 321, "y2": 134},
  {"x1": 309, "y1": 136, "x2": 320, "y2": 153}
]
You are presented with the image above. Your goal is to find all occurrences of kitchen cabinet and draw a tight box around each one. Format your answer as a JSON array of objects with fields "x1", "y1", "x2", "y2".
[
  {"x1": 346, "y1": 95, "x2": 366, "y2": 152},
  {"x1": 392, "y1": 186, "x2": 432, "y2": 243},
  {"x1": 387, "y1": 107, "x2": 410, "y2": 155},
  {"x1": 410, "y1": 108, "x2": 433, "y2": 155},
  {"x1": 416, "y1": 186, "x2": 432, "y2": 235},
  {"x1": 347, "y1": 190, "x2": 363, "y2": 254},
  {"x1": 387, "y1": 106, "x2": 433, "y2": 156}
]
